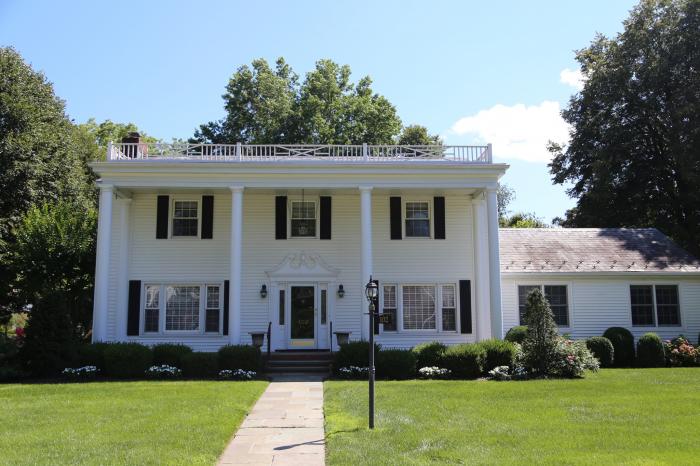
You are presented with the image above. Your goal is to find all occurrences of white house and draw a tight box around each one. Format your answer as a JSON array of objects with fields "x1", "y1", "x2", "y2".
[{"x1": 89, "y1": 140, "x2": 700, "y2": 352}]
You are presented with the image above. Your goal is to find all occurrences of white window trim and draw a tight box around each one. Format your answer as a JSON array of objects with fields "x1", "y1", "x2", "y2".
[
  {"x1": 140, "y1": 282, "x2": 224, "y2": 336},
  {"x1": 170, "y1": 198, "x2": 201, "y2": 239},
  {"x1": 516, "y1": 283, "x2": 572, "y2": 329},
  {"x1": 379, "y1": 284, "x2": 398, "y2": 333},
  {"x1": 392, "y1": 283, "x2": 459, "y2": 333},
  {"x1": 402, "y1": 198, "x2": 432, "y2": 239},
  {"x1": 440, "y1": 283, "x2": 458, "y2": 332},
  {"x1": 629, "y1": 283, "x2": 682, "y2": 328},
  {"x1": 288, "y1": 198, "x2": 319, "y2": 239}
]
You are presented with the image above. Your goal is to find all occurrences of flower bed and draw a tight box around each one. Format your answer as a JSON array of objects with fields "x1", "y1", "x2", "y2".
[
  {"x1": 145, "y1": 365, "x2": 182, "y2": 379},
  {"x1": 219, "y1": 369, "x2": 256, "y2": 380},
  {"x1": 62, "y1": 366, "x2": 99, "y2": 380},
  {"x1": 418, "y1": 366, "x2": 451, "y2": 379}
]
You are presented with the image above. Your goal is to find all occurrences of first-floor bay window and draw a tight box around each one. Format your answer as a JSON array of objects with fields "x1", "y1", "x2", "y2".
[
  {"x1": 381, "y1": 283, "x2": 459, "y2": 333},
  {"x1": 142, "y1": 283, "x2": 222, "y2": 334}
]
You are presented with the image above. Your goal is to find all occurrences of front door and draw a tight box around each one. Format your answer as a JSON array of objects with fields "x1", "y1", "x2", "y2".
[{"x1": 290, "y1": 285, "x2": 315, "y2": 348}]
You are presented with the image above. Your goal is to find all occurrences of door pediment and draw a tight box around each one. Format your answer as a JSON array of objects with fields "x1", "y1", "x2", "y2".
[{"x1": 266, "y1": 252, "x2": 339, "y2": 281}]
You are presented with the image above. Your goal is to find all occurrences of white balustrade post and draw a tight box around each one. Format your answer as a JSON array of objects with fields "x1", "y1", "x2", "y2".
[
  {"x1": 230, "y1": 186, "x2": 245, "y2": 343},
  {"x1": 362, "y1": 143, "x2": 368, "y2": 161},
  {"x1": 236, "y1": 142, "x2": 242, "y2": 161},
  {"x1": 486, "y1": 143, "x2": 493, "y2": 163},
  {"x1": 92, "y1": 184, "x2": 114, "y2": 342},
  {"x1": 486, "y1": 188, "x2": 503, "y2": 338},
  {"x1": 116, "y1": 198, "x2": 132, "y2": 341},
  {"x1": 359, "y1": 186, "x2": 373, "y2": 340},
  {"x1": 472, "y1": 194, "x2": 492, "y2": 341},
  {"x1": 106, "y1": 141, "x2": 113, "y2": 161}
]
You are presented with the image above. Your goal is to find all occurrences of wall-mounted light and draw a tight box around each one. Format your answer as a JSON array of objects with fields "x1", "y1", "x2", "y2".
[
  {"x1": 337, "y1": 284, "x2": 345, "y2": 298},
  {"x1": 260, "y1": 284, "x2": 268, "y2": 298}
]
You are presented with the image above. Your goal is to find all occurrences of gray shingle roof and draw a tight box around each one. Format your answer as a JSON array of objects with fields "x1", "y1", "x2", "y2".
[{"x1": 499, "y1": 228, "x2": 700, "y2": 273}]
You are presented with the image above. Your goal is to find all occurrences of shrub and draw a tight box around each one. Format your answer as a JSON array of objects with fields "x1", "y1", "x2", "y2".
[
  {"x1": 181, "y1": 352, "x2": 219, "y2": 378},
  {"x1": 521, "y1": 289, "x2": 559, "y2": 376},
  {"x1": 218, "y1": 345, "x2": 260, "y2": 372},
  {"x1": 442, "y1": 344, "x2": 485, "y2": 379},
  {"x1": 664, "y1": 336, "x2": 698, "y2": 367},
  {"x1": 585, "y1": 336, "x2": 615, "y2": 368},
  {"x1": 75, "y1": 342, "x2": 111, "y2": 369},
  {"x1": 636, "y1": 333, "x2": 665, "y2": 367},
  {"x1": 505, "y1": 326, "x2": 528, "y2": 344},
  {"x1": 602, "y1": 327, "x2": 635, "y2": 367},
  {"x1": 412, "y1": 341, "x2": 447, "y2": 369},
  {"x1": 332, "y1": 341, "x2": 380, "y2": 374},
  {"x1": 103, "y1": 343, "x2": 152, "y2": 378},
  {"x1": 376, "y1": 349, "x2": 416, "y2": 380},
  {"x1": 478, "y1": 339, "x2": 517, "y2": 372},
  {"x1": 152, "y1": 343, "x2": 193, "y2": 367},
  {"x1": 548, "y1": 339, "x2": 600, "y2": 378}
]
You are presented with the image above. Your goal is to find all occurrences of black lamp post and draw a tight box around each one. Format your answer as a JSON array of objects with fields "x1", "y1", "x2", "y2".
[{"x1": 364, "y1": 276, "x2": 378, "y2": 429}]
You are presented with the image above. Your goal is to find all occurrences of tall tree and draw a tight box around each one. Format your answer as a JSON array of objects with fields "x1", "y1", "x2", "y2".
[
  {"x1": 397, "y1": 125, "x2": 442, "y2": 145},
  {"x1": 548, "y1": 0, "x2": 700, "y2": 254},
  {"x1": 193, "y1": 58, "x2": 403, "y2": 144}
]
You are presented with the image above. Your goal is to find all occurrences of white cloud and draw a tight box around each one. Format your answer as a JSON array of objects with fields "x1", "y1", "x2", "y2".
[
  {"x1": 449, "y1": 101, "x2": 570, "y2": 163},
  {"x1": 560, "y1": 68, "x2": 584, "y2": 90}
]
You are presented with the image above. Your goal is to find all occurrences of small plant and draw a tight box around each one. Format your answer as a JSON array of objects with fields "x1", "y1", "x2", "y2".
[
  {"x1": 602, "y1": 327, "x2": 635, "y2": 367},
  {"x1": 145, "y1": 365, "x2": 182, "y2": 379},
  {"x1": 418, "y1": 366, "x2": 451, "y2": 379},
  {"x1": 62, "y1": 365, "x2": 99, "y2": 380},
  {"x1": 664, "y1": 336, "x2": 699, "y2": 367},
  {"x1": 412, "y1": 341, "x2": 447, "y2": 369},
  {"x1": 337, "y1": 366, "x2": 369, "y2": 379},
  {"x1": 636, "y1": 333, "x2": 665, "y2": 367},
  {"x1": 488, "y1": 365, "x2": 511, "y2": 381},
  {"x1": 219, "y1": 369, "x2": 256, "y2": 380},
  {"x1": 504, "y1": 326, "x2": 528, "y2": 344},
  {"x1": 585, "y1": 336, "x2": 615, "y2": 368}
]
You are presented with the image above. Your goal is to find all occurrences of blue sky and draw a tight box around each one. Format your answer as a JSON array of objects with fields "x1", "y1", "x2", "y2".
[{"x1": 0, "y1": 0, "x2": 638, "y2": 221}]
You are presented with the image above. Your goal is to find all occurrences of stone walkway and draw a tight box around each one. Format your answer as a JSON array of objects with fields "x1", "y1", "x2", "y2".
[{"x1": 218, "y1": 375, "x2": 325, "y2": 465}]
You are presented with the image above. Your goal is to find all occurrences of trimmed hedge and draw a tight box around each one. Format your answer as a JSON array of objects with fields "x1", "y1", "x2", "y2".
[
  {"x1": 585, "y1": 336, "x2": 615, "y2": 368},
  {"x1": 376, "y1": 349, "x2": 416, "y2": 380},
  {"x1": 103, "y1": 343, "x2": 152, "y2": 378},
  {"x1": 505, "y1": 326, "x2": 528, "y2": 344},
  {"x1": 412, "y1": 341, "x2": 447, "y2": 369},
  {"x1": 152, "y1": 343, "x2": 193, "y2": 367},
  {"x1": 603, "y1": 327, "x2": 635, "y2": 367},
  {"x1": 181, "y1": 352, "x2": 219, "y2": 378},
  {"x1": 442, "y1": 343, "x2": 485, "y2": 379},
  {"x1": 636, "y1": 333, "x2": 665, "y2": 367},
  {"x1": 75, "y1": 342, "x2": 111, "y2": 369},
  {"x1": 478, "y1": 339, "x2": 516, "y2": 372},
  {"x1": 218, "y1": 345, "x2": 260, "y2": 371},
  {"x1": 332, "y1": 341, "x2": 380, "y2": 373}
]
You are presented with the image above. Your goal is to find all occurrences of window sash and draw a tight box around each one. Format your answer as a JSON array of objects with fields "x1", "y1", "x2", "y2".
[
  {"x1": 441, "y1": 284, "x2": 457, "y2": 331},
  {"x1": 144, "y1": 285, "x2": 160, "y2": 333},
  {"x1": 165, "y1": 286, "x2": 200, "y2": 331},
  {"x1": 382, "y1": 285, "x2": 397, "y2": 332},
  {"x1": 402, "y1": 285, "x2": 436, "y2": 330},
  {"x1": 290, "y1": 201, "x2": 317, "y2": 237},
  {"x1": 405, "y1": 201, "x2": 430, "y2": 238},
  {"x1": 630, "y1": 285, "x2": 655, "y2": 326},
  {"x1": 172, "y1": 200, "x2": 199, "y2": 237},
  {"x1": 655, "y1": 285, "x2": 680, "y2": 326},
  {"x1": 205, "y1": 285, "x2": 221, "y2": 333},
  {"x1": 517, "y1": 285, "x2": 569, "y2": 327}
]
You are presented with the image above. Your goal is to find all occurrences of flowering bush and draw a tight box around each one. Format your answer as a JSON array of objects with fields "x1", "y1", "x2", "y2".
[
  {"x1": 62, "y1": 366, "x2": 99, "y2": 380},
  {"x1": 337, "y1": 366, "x2": 369, "y2": 379},
  {"x1": 548, "y1": 339, "x2": 599, "y2": 378},
  {"x1": 664, "y1": 336, "x2": 699, "y2": 367},
  {"x1": 488, "y1": 365, "x2": 511, "y2": 381},
  {"x1": 418, "y1": 366, "x2": 451, "y2": 379},
  {"x1": 145, "y1": 365, "x2": 182, "y2": 379},
  {"x1": 219, "y1": 369, "x2": 256, "y2": 380}
]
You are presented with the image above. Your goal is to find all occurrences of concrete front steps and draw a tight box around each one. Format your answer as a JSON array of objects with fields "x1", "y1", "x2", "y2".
[{"x1": 264, "y1": 351, "x2": 333, "y2": 376}]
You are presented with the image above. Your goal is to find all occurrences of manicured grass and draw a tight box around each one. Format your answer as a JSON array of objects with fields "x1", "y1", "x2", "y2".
[
  {"x1": 0, "y1": 380, "x2": 267, "y2": 465},
  {"x1": 325, "y1": 369, "x2": 700, "y2": 465}
]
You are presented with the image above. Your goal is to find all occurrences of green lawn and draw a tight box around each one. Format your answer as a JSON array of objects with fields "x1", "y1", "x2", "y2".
[
  {"x1": 0, "y1": 380, "x2": 267, "y2": 465},
  {"x1": 325, "y1": 369, "x2": 700, "y2": 465}
]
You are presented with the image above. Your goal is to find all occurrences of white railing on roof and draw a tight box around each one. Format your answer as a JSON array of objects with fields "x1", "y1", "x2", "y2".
[{"x1": 106, "y1": 142, "x2": 492, "y2": 163}]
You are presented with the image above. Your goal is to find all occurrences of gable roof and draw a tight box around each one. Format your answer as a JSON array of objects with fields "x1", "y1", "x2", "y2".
[{"x1": 499, "y1": 228, "x2": 700, "y2": 274}]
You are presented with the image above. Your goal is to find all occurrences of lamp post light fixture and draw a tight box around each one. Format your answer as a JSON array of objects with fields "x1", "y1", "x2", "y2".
[{"x1": 364, "y1": 276, "x2": 379, "y2": 429}]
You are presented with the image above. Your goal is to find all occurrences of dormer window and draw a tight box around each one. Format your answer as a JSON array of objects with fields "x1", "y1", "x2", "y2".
[{"x1": 290, "y1": 201, "x2": 316, "y2": 237}]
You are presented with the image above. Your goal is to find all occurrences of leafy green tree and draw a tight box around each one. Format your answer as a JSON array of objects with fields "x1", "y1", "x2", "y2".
[
  {"x1": 497, "y1": 183, "x2": 515, "y2": 220},
  {"x1": 397, "y1": 125, "x2": 442, "y2": 145},
  {"x1": 521, "y1": 288, "x2": 559, "y2": 376},
  {"x1": 500, "y1": 212, "x2": 549, "y2": 228},
  {"x1": 193, "y1": 58, "x2": 403, "y2": 144},
  {"x1": 548, "y1": 0, "x2": 700, "y2": 255}
]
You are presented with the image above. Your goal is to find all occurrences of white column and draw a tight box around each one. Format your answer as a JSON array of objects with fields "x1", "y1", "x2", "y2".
[
  {"x1": 230, "y1": 186, "x2": 244, "y2": 343},
  {"x1": 472, "y1": 195, "x2": 491, "y2": 341},
  {"x1": 116, "y1": 198, "x2": 131, "y2": 341},
  {"x1": 92, "y1": 184, "x2": 114, "y2": 342},
  {"x1": 359, "y1": 186, "x2": 373, "y2": 340},
  {"x1": 486, "y1": 188, "x2": 503, "y2": 339}
]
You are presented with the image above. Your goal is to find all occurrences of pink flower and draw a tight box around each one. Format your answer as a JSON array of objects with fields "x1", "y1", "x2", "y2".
[{"x1": 15, "y1": 327, "x2": 25, "y2": 337}]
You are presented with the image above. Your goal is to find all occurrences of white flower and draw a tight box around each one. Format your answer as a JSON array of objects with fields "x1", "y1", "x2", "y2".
[
  {"x1": 418, "y1": 366, "x2": 451, "y2": 379},
  {"x1": 219, "y1": 369, "x2": 256, "y2": 380}
]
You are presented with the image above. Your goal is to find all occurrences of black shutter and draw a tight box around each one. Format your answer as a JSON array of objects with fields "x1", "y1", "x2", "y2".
[
  {"x1": 320, "y1": 196, "x2": 331, "y2": 240},
  {"x1": 156, "y1": 195, "x2": 169, "y2": 239},
  {"x1": 201, "y1": 195, "x2": 214, "y2": 239},
  {"x1": 459, "y1": 280, "x2": 472, "y2": 334},
  {"x1": 434, "y1": 196, "x2": 445, "y2": 240},
  {"x1": 127, "y1": 280, "x2": 141, "y2": 336},
  {"x1": 223, "y1": 280, "x2": 230, "y2": 335},
  {"x1": 390, "y1": 197, "x2": 402, "y2": 240},
  {"x1": 373, "y1": 279, "x2": 380, "y2": 335},
  {"x1": 275, "y1": 196, "x2": 287, "y2": 240}
]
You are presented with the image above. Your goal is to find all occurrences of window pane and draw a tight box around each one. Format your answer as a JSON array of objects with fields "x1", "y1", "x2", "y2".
[
  {"x1": 144, "y1": 286, "x2": 160, "y2": 332},
  {"x1": 442, "y1": 308, "x2": 456, "y2": 331},
  {"x1": 402, "y1": 285, "x2": 436, "y2": 330},
  {"x1": 165, "y1": 286, "x2": 200, "y2": 331},
  {"x1": 405, "y1": 202, "x2": 429, "y2": 219},
  {"x1": 442, "y1": 285, "x2": 457, "y2": 331},
  {"x1": 655, "y1": 285, "x2": 680, "y2": 326},
  {"x1": 518, "y1": 285, "x2": 540, "y2": 325},
  {"x1": 174, "y1": 201, "x2": 197, "y2": 218},
  {"x1": 291, "y1": 201, "x2": 315, "y2": 219},
  {"x1": 173, "y1": 201, "x2": 198, "y2": 237},
  {"x1": 205, "y1": 309, "x2": 219, "y2": 332},
  {"x1": 382, "y1": 285, "x2": 397, "y2": 331},
  {"x1": 291, "y1": 219, "x2": 316, "y2": 237},
  {"x1": 544, "y1": 285, "x2": 569, "y2": 327},
  {"x1": 406, "y1": 219, "x2": 430, "y2": 237},
  {"x1": 630, "y1": 285, "x2": 654, "y2": 326},
  {"x1": 279, "y1": 290, "x2": 285, "y2": 325},
  {"x1": 321, "y1": 289, "x2": 327, "y2": 324},
  {"x1": 206, "y1": 286, "x2": 220, "y2": 309},
  {"x1": 144, "y1": 308, "x2": 159, "y2": 332},
  {"x1": 145, "y1": 286, "x2": 159, "y2": 308}
]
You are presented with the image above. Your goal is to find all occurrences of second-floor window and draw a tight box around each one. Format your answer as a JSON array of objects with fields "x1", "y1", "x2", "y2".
[
  {"x1": 290, "y1": 201, "x2": 316, "y2": 237},
  {"x1": 172, "y1": 200, "x2": 199, "y2": 237},
  {"x1": 405, "y1": 201, "x2": 430, "y2": 237}
]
